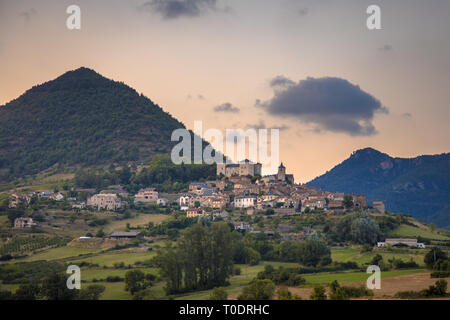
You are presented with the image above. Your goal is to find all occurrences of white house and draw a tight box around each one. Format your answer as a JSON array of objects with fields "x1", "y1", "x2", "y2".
[{"x1": 234, "y1": 195, "x2": 257, "y2": 208}]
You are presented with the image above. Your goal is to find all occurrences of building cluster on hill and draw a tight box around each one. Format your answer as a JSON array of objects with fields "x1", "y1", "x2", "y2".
[
  {"x1": 7, "y1": 161, "x2": 385, "y2": 220},
  {"x1": 9, "y1": 190, "x2": 65, "y2": 208},
  {"x1": 176, "y1": 162, "x2": 384, "y2": 219}
]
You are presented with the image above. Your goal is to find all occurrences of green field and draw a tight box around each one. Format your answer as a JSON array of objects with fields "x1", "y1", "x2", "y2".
[
  {"x1": 389, "y1": 225, "x2": 450, "y2": 241},
  {"x1": 302, "y1": 268, "x2": 425, "y2": 285},
  {"x1": 81, "y1": 267, "x2": 158, "y2": 281},
  {"x1": 68, "y1": 250, "x2": 157, "y2": 267},
  {"x1": 97, "y1": 281, "x2": 132, "y2": 300},
  {"x1": 331, "y1": 247, "x2": 426, "y2": 266},
  {"x1": 20, "y1": 246, "x2": 103, "y2": 262},
  {"x1": 105, "y1": 213, "x2": 169, "y2": 233}
]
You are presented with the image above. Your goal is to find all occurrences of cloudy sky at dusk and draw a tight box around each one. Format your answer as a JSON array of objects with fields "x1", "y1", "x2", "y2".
[{"x1": 1, "y1": 0, "x2": 449, "y2": 182}]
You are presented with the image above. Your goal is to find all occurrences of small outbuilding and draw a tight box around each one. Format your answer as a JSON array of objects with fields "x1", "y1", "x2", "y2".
[{"x1": 109, "y1": 232, "x2": 143, "y2": 239}]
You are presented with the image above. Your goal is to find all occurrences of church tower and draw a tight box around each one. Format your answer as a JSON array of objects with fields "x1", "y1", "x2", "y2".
[{"x1": 277, "y1": 162, "x2": 286, "y2": 181}]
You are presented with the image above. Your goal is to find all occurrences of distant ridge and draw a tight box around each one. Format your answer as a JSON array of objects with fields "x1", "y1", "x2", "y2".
[
  {"x1": 307, "y1": 148, "x2": 450, "y2": 229},
  {"x1": 0, "y1": 67, "x2": 187, "y2": 181}
]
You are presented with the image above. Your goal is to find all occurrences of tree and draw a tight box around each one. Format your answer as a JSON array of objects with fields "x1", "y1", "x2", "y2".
[
  {"x1": 433, "y1": 279, "x2": 447, "y2": 296},
  {"x1": 0, "y1": 287, "x2": 13, "y2": 300},
  {"x1": 310, "y1": 285, "x2": 327, "y2": 300},
  {"x1": 371, "y1": 254, "x2": 383, "y2": 266},
  {"x1": 167, "y1": 228, "x2": 179, "y2": 240},
  {"x1": 328, "y1": 212, "x2": 381, "y2": 244},
  {"x1": 238, "y1": 279, "x2": 276, "y2": 300},
  {"x1": 298, "y1": 239, "x2": 331, "y2": 267},
  {"x1": 7, "y1": 208, "x2": 25, "y2": 225},
  {"x1": 246, "y1": 247, "x2": 261, "y2": 266},
  {"x1": 14, "y1": 283, "x2": 40, "y2": 300},
  {"x1": 208, "y1": 287, "x2": 228, "y2": 300},
  {"x1": 155, "y1": 222, "x2": 236, "y2": 294},
  {"x1": 77, "y1": 284, "x2": 105, "y2": 300},
  {"x1": 343, "y1": 195, "x2": 353, "y2": 209},
  {"x1": 96, "y1": 228, "x2": 105, "y2": 238},
  {"x1": 125, "y1": 269, "x2": 147, "y2": 295},
  {"x1": 328, "y1": 280, "x2": 348, "y2": 300},
  {"x1": 277, "y1": 287, "x2": 301, "y2": 300},
  {"x1": 41, "y1": 273, "x2": 77, "y2": 300},
  {"x1": 424, "y1": 247, "x2": 448, "y2": 269}
]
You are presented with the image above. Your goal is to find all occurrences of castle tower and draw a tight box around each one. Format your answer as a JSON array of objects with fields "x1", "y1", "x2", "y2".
[{"x1": 277, "y1": 162, "x2": 286, "y2": 181}]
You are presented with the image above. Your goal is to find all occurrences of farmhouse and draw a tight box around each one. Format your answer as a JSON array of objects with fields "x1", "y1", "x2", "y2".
[
  {"x1": 87, "y1": 193, "x2": 125, "y2": 211},
  {"x1": 134, "y1": 188, "x2": 158, "y2": 204},
  {"x1": 377, "y1": 238, "x2": 425, "y2": 248},
  {"x1": 14, "y1": 217, "x2": 37, "y2": 228}
]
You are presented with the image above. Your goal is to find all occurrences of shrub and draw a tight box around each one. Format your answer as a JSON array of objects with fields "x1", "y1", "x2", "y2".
[
  {"x1": 310, "y1": 285, "x2": 327, "y2": 300},
  {"x1": 277, "y1": 287, "x2": 301, "y2": 300},
  {"x1": 208, "y1": 287, "x2": 228, "y2": 300},
  {"x1": 238, "y1": 279, "x2": 276, "y2": 300},
  {"x1": 233, "y1": 266, "x2": 241, "y2": 275},
  {"x1": 106, "y1": 276, "x2": 124, "y2": 282},
  {"x1": 431, "y1": 271, "x2": 450, "y2": 278}
]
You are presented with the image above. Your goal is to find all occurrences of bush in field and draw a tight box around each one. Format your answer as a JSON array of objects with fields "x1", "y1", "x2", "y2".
[
  {"x1": 277, "y1": 287, "x2": 302, "y2": 300},
  {"x1": 391, "y1": 258, "x2": 419, "y2": 269},
  {"x1": 256, "y1": 265, "x2": 306, "y2": 286},
  {"x1": 125, "y1": 269, "x2": 148, "y2": 295},
  {"x1": 328, "y1": 280, "x2": 373, "y2": 300},
  {"x1": 424, "y1": 247, "x2": 448, "y2": 270},
  {"x1": 246, "y1": 247, "x2": 261, "y2": 266},
  {"x1": 0, "y1": 287, "x2": 13, "y2": 300},
  {"x1": 275, "y1": 239, "x2": 331, "y2": 267},
  {"x1": 237, "y1": 279, "x2": 275, "y2": 300},
  {"x1": 106, "y1": 276, "x2": 124, "y2": 282},
  {"x1": 233, "y1": 266, "x2": 241, "y2": 275},
  {"x1": 41, "y1": 273, "x2": 78, "y2": 300},
  {"x1": 208, "y1": 287, "x2": 228, "y2": 300},
  {"x1": 77, "y1": 284, "x2": 105, "y2": 300},
  {"x1": 13, "y1": 283, "x2": 40, "y2": 300},
  {"x1": 431, "y1": 271, "x2": 450, "y2": 278},
  {"x1": 310, "y1": 285, "x2": 327, "y2": 300}
]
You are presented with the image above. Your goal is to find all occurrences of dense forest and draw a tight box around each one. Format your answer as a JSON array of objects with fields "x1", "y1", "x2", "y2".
[{"x1": 0, "y1": 67, "x2": 189, "y2": 182}]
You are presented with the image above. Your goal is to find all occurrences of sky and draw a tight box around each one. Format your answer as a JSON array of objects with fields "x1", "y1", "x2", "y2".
[{"x1": 1, "y1": 0, "x2": 449, "y2": 182}]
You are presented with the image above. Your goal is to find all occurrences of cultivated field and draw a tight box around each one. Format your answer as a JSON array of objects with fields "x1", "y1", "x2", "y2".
[{"x1": 389, "y1": 225, "x2": 450, "y2": 241}]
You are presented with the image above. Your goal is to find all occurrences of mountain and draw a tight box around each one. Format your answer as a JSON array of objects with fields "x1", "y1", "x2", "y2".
[
  {"x1": 0, "y1": 67, "x2": 188, "y2": 181},
  {"x1": 307, "y1": 148, "x2": 450, "y2": 229}
]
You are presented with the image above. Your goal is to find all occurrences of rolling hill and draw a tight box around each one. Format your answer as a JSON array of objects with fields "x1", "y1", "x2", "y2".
[
  {"x1": 307, "y1": 148, "x2": 450, "y2": 229},
  {"x1": 0, "y1": 67, "x2": 189, "y2": 182}
]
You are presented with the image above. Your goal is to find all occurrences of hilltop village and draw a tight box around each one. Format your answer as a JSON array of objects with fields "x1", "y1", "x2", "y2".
[{"x1": 8, "y1": 160, "x2": 386, "y2": 241}]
